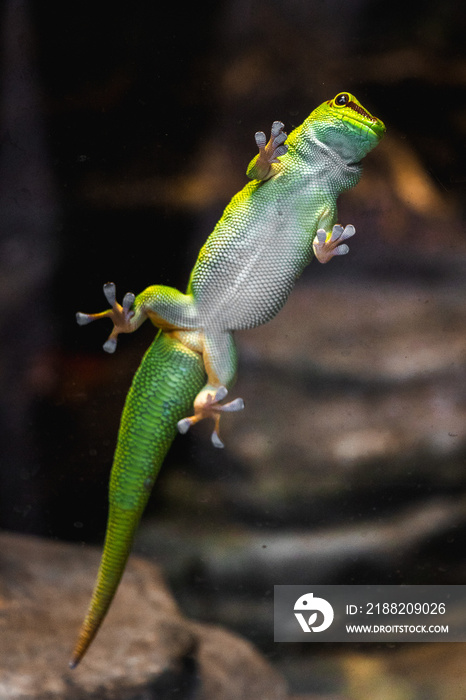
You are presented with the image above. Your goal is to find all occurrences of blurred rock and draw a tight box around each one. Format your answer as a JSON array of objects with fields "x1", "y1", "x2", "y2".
[
  {"x1": 288, "y1": 697, "x2": 348, "y2": 700},
  {"x1": 0, "y1": 532, "x2": 288, "y2": 699},
  {"x1": 342, "y1": 644, "x2": 466, "y2": 700}
]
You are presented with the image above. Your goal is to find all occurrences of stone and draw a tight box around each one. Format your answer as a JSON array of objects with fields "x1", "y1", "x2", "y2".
[{"x1": 0, "y1": 532, "x2": 287, "y2": 700}]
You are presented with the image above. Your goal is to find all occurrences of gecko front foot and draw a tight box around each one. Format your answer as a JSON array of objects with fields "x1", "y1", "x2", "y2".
[
  {"x1": 313, "y1": 224, "x2": 355, "y2": 264},
  {"x1": 76, "y1": 282, "x2": 135, "y2": 353},
  {"x1": 246, "y1": 121, "x2": 288, "y2": 181},
  {"x1": 177, "y1": 385, "x2": 244, "y2": 448}
]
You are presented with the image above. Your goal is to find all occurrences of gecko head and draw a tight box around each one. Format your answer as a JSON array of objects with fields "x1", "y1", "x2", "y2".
[{"x1": 307, "y1": 92, "x2": 386, "y2": 164}]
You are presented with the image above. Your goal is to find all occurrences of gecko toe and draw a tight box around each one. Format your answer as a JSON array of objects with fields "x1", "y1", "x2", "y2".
[
  {"x1": 341, "y1": 224, "x2": 356, "y2": 240},
  {"x1": 76, "y1": 312, "x2": 93, "y2": 325},
  {"x1": 103, "y1": 282, "x2": 116, "y2": 307},
  {"x1": 122, "y1": 292, "x2": 135, "y2": 311},
  {"x1": 220, "y1": 397, "x2": 245, "y2": 412},
  {"x1": 271, "y1": 144, "x2": 288, "y2": 162},
  {"x1": 214, "y1": 385, "x2": 228, "y2": 402},
  {"x1": 211, "y1": 431, "x2": 225, "y2": 448},
  {"x1": 270, "y1": 120, "x2": 285, "y2": 137},
  {"x1": 103, "y1": 337, "x2": 117, "y2": 353},
  {"x1": 177, "y1": 418, "x2": 192, "y2": 434},
  {"x1": 330, "y1": 224, "x2": 344, "y2": 241},
  {"x1": 333, "y1": 243, "x2": 349, "y2": 256},
  {"x1": 254, "y1": 131, "x2": 267, "y2": 149}
]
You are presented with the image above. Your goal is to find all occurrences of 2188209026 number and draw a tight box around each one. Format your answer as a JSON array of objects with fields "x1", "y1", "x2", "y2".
[{"x1": 366, "y1": 602, "x2": 446, "y2": 615}]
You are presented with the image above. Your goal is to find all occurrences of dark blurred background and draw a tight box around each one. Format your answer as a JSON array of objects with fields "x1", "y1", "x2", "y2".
[{"x1": 1, "y1": 0, "x2": 465, "y2": 697}]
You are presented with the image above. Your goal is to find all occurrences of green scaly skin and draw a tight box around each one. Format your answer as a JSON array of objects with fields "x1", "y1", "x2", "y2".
[
  {"x1": 69, "y1": 332, "x2": 205, "y2": 667},
  {"x1": 71, "y1": 92, "x2": 385, "y2": 667}
]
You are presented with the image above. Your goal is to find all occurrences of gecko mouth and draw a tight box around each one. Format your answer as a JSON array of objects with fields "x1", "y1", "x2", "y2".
[
  {"x1": 346, "y1": 99, "x2": 386, "y2": 138},
  {"x1": 331, "y1": 92, "x2": 386, "y2": 139},
  {"x1": 347, "y1": 100, "x2": 377, "y2": 122}
]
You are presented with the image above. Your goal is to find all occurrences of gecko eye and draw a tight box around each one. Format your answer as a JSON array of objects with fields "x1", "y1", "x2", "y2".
[{"x1": 335, "y1": 93, "x2": 349, "y2": 106}]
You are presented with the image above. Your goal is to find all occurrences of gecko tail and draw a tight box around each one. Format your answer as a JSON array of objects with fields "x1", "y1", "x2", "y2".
[
  {"x1": 69, "y1": 507, "x2": 137, "y2": 668},
  {"x1": 69, "y1": 331, "x2": 206, "y2": 668}
]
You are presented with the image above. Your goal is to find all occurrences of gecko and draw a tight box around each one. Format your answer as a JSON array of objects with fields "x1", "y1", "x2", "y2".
[{"x1": 69, "y1": 92, "x2": 385, "y2": 667}]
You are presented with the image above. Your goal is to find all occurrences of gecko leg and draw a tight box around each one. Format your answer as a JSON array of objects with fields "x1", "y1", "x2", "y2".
[
  {"x1": 77, "y1": 282, "x2": 198, "y2": 353},
  {"x1": 177, "y1": 330, "x2": 244, "y2": 448},
  {"x1": 313, "y1": 224, "x2": 355, "y2": 264},
  {"x1": 177, "y1": 385, "x2": 244, "y2": 448},
  {"x1": 76, "y1": 282, "x2": 136, "y2": 353},
  {"x1": 246, "y1": 120, "x2": 288, "y2": 181}
]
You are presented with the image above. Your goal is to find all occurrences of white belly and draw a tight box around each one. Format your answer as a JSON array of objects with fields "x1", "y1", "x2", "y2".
[{"x1": 191, "y1": 216, "x2": 312, "y2": 331}]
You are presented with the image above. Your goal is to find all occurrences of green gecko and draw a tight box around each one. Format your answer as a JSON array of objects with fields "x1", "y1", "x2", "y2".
[{"x1": 70, "y1": 92, "x2": 385, "y2": 667}]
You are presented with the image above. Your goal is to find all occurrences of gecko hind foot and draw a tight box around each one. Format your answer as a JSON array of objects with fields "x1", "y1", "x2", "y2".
[
  {"x1": 313, "y1": 224, "x2": 355, "y2": 264},
  {"x1": 76, "y1": 282, "x2": 135, "y2": 353},
  {"x1": 177, "y1": 386, "x2": 244, "y2": 448}
]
